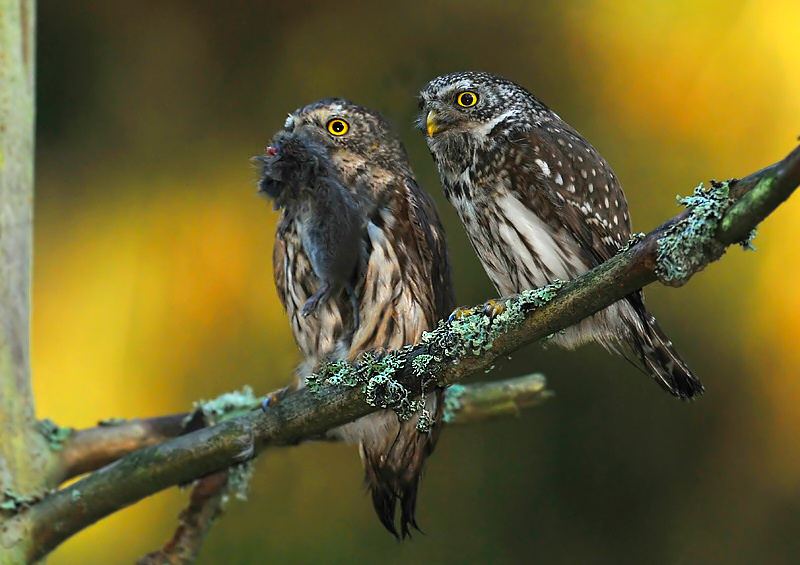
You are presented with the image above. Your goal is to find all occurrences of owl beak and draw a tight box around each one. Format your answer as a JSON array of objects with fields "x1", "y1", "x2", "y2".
[{"x1": 426, "y1": 110, "x2": 441, "y2": 137}]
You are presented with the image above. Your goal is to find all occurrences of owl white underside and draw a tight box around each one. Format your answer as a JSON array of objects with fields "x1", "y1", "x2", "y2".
[
  {"x1": 453, "y1": 191, "x2": 643, "y2": 352},
  {"x1": 290, "y1": 217, "x2": 434, "y2": 448}
]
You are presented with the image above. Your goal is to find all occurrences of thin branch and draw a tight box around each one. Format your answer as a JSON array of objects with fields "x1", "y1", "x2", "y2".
[
  {"x1": 137, "y1": 471, "x2": 229, "y2": 565},
  {"x1": 16, "y1": 143, "x2": 800, "y2": 562},
  {"x1": 58, "y1": 415, "x2": 190, "y2": 482},
  {"x1": 444, "y1": 374, "x2": 552, "y2": 425}
]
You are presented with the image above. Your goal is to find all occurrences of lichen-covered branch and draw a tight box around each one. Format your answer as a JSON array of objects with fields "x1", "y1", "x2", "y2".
[
  {"x1": 14, "y1": 143, "x2": 800, "y2": 562},
  {"x1": 55, "y1": 375, "x2": 553, "y2": 481}
]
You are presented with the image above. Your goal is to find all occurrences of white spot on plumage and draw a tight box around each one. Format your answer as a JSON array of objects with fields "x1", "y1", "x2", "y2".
[
  {"x1": 588, "y1": 183, "x2": 594, "y2": 193},
  {"x1": 580, "y1": 170, "x2": 588, "y2": 179},
  {"x1": 568, "y1": 183, "x2": 576, "y2": 193},
  {"x1": 555, "y1": 173, "x2": 563, "y2": 185},
  {"x1": 604, "y1": 197, "x2": 609, "y2": 208},
  {"x1": 535, "y1": 159, "x2": 551, "y2": 177}
]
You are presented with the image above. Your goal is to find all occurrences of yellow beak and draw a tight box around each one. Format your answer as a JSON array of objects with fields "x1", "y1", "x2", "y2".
[{"x1": 426, "y1": 110, "x2": 440, "y2": 137}]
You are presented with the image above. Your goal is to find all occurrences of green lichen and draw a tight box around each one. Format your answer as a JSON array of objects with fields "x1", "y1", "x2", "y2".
[
  {"x1": 440, "y1": 281, "x2": 566, "y2": 361},
  {"x1": 739, "y1": 227, "x2": 758, "y2": 251},
  {"x1": 308, "y1": 359, "x2": 362, "y2": 391},
  {"x1": 656, "y1": 181, "x2": 732, "y2": 285},
  {"x1": 307, "y1": 347, "x2": 424, "y2": 420},
  {"x1": 442, "y1": 384, "x2": 466, "y2": 424},
  {"x1": 181, "y1": 388, "x2": 259, "y2": 502},
  {"x1": 719, "y1": 175, "x2": 773, "y2": 241},
  {"x1": 302, "y1": 281, "x2": 564, "y2": 429},
  {"x1": 411, "y1": 353, "x2": 438, "y2": 378},
  {"x1": 619, "y1": 232, "x2": 646, "y2": 253},
  {"x1": 415, "y1": 407, "x2": 434, "y2": 433},
  {"x1": 190, "y1": 386, "x2": 259, "y2": 427},
  {"x1": 227, "y1": 462, "x2": 255, "y2": 502},
  {"x1": 36, "y1": 418, "x2": 71, "y2": 451},
  {"x1": 1, "y1": 489, "x2": 42, "y2": 513}
]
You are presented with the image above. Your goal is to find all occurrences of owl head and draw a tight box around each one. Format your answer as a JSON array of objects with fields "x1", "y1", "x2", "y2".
[
  {"x1": 418, "y1": 71, "x2": 551, "y2": 149},
  {"x1": 280, "y1": 98, "x2": 412, "y2": 178}
]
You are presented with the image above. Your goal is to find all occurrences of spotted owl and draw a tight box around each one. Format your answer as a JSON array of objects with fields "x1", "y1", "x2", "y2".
[
  {"x1": 256, "y1": 98, "x2": 455, "y2": 537},
  {"x1": 418, "y1": 71, "x2": 703, "y2": 399}
]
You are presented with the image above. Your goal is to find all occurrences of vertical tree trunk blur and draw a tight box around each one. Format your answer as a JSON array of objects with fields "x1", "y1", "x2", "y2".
[{"x1": 0, "y1": 1, "x2": 51, "y2": 561}]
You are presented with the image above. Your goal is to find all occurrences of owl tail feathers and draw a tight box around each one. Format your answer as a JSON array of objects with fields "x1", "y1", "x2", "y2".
[
  {"x1": 635, "y1": 311, "x2": 705, "y2": 400},
  {"x1": 368, "y1": 476, "x2": 422, "y2": 540},
  {"x1": 361, "y1": 389, "x2": 444, "y2": 539}
]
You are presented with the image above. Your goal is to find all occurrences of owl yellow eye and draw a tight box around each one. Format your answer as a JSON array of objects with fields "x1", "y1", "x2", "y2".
[
  {"x1": 457, "y1": 91, "x2": 478, "y2": 107},
  {"x1": 327, "y1": 118, "x2": 349, "y2": 136}
]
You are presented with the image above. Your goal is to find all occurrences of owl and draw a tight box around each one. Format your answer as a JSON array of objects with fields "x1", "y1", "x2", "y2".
[
  {"x1": 256, "y1": 98, "x2": 455, "y2": 538},
  {"x1": 418, "y1": 71, "x2": 703, "y2": 399}
]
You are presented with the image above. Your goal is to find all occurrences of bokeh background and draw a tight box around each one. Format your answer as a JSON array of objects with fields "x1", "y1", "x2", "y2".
[{"x1": 32, "y1": 1, "x2": 800, "y2": 563}]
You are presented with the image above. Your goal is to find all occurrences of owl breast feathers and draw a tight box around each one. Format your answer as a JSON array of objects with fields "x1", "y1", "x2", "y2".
[
  {"x1": 258, "y1": 98, "x2": 455, "y2": 538},
  {"x1": 418, "y1": 71, "x2": 703, "y2": 400}
]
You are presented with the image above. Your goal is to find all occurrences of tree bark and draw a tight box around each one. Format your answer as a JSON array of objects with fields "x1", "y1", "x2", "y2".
[{"x1": 0, "y1": 2, "x2": 60, "y2": 562}]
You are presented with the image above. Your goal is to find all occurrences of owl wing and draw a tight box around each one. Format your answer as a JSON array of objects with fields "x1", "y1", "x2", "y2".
[
  {"x1": 272, "y1": 211, "x2": 293, "y2": 312},
  {"x1": 349, "y1": 176, "x2": 454, "y2": 355},
  {"x1": 511, "y1": 122, "x2": 632, "y2": 266},
  {"x1": 402, "y1": 177, "x2": 457, "y2": 321},
  {"x1": 351, "y1": 176, "x2": 453, "y2": 538}
]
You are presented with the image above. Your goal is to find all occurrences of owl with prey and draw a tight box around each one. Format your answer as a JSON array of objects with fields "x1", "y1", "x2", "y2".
[
  {"x1": 418, "y1": 71, "x2": 703, "y2": 399},
  {"x1": 255, "y1": 98, "x2": 455, "y2": 538}
]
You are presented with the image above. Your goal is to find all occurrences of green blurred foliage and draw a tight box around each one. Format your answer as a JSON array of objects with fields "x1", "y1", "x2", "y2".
[{"x1": 32, "y1": 1, "x2": 800, "y2": 563}]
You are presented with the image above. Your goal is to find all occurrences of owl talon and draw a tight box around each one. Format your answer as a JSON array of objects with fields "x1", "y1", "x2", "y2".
[
  {"x1": 261, "y1": 381, "x2": 297, "y2": 412},
  {"x1": 447, "y1": 306, "x2": 471, "y2": 324},
  {"x1": 483, "y1": 299, "x2": 506, "y2": 320}
]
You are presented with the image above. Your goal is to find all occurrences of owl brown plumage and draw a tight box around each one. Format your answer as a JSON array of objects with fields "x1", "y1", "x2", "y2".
[
  {"x1": 257, "y1": 98, "x2": 455, "y2": 538},
  {"x1": 418, "y1": 72, "x2": 703, "y2": 399}
]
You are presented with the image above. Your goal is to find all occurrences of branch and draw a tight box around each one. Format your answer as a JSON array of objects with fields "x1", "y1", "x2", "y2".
[
  {"x1": 58, "y1": 415, "x2": 189, "y2": 482},
  {"x1": 444, "y1": 374, "x2": 552, "y2": 425},
  {"x1": 137, "y1": 471, "x2": 229, "y2": 565},
  {"x1": 16, "y1": 143, "x2": 800, "y2": 562},
  {"x1": 57, "y1": 374, "x2": 553, "y2": 482}
]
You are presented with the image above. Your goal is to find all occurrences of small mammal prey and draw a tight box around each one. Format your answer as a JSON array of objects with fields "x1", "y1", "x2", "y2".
[{"x1": 256, "y1": 130, "x2": 364, "y2": 328}]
